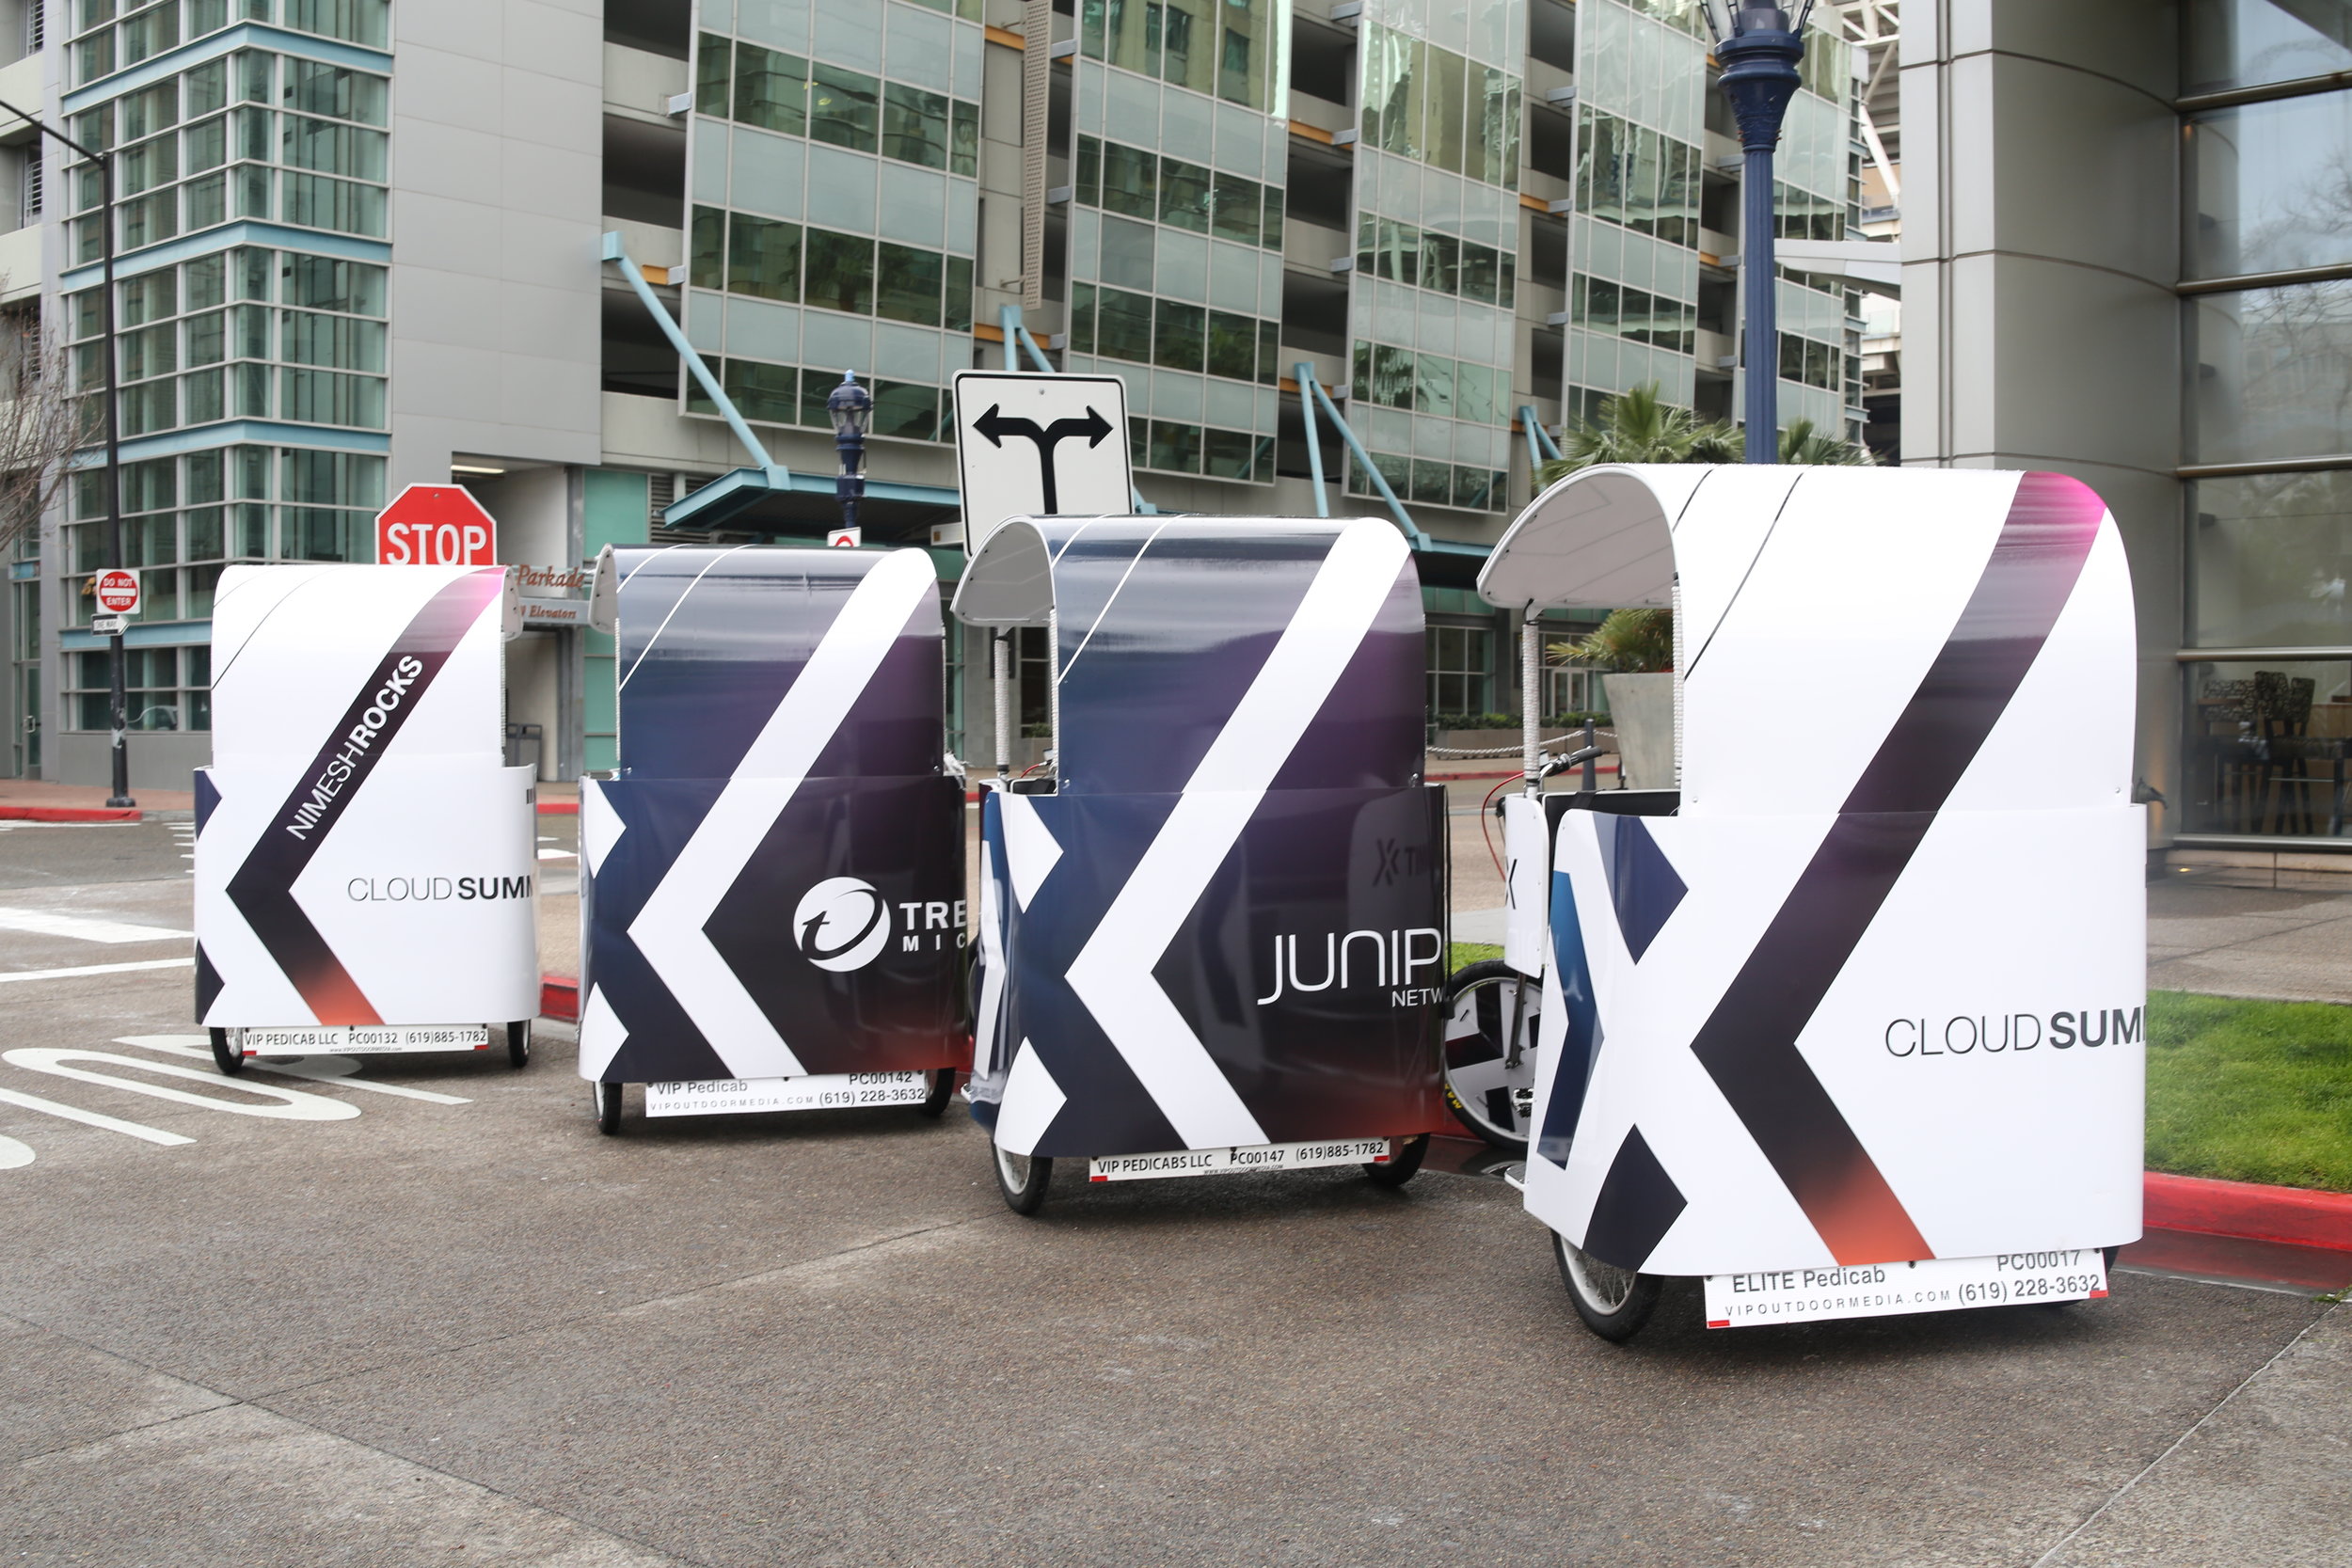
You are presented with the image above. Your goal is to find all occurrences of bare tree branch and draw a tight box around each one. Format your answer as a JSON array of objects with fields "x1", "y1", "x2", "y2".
[{"x1": 0, "y1": 289, "x2": 96, "y2": 557}]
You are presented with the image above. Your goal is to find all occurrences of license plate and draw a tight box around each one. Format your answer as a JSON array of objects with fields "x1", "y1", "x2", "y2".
[
  {"x1": 1089, "y1": 1137, "x2": 1393, "y2": 1182},
  {"x1": 240, "y1": 1025, "x2": 489, "y2": 1054},
  {"x1": 643, "y1": 1071, "x2": 929, "y2": 1117},
  {"x1": 1703, "y1": 1249, "x2": 2111, "y2": 1329}
]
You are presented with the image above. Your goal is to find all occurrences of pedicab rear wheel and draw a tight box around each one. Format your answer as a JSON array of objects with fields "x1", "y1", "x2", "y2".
[
  {"x1": 1440, "y1": 960, "x2": 1541, "y2": 1152},
  {"x1": 994, "y1": 1145, "x2": 1052, "y2": 1215},
  {"x1": 1363, "y1": 1132, "x2": 1429, "y2": 1188},
  {"x1": 209, "y1": 1027, "x2": 245, "y2": 1076},
  {"x1": 1552, "y1": 1229, "x2": 1662, "y2": 1343},
  {"x1": 592, "y1": 1080, "x2": 622, "y2": 1135},
  {"x1": 506, "y1": 1021, "x2": 531, "y2": 1069},
  {"x1": 917, "y1": 1067, "x2": 956, "y2": 1118}
]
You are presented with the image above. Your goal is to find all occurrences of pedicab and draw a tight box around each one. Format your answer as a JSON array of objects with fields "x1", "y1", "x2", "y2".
[
  {"x1": 954, "y1": 515, "x2": 1451, "y2": 1212},
  {"x1": 1477, "y1": 465, "x2": 2144, "y2": 1338},
  {"x1": 576, "y1": 545, "x2": 966, "y2": 1133},
  {"x1": 195, "y1": 563, "x2": 539, "y2": 1071}
]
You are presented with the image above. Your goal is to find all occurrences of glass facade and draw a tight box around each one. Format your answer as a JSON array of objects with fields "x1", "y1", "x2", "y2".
[
  {"x1": 682, "y1": 1, "x2": 987, "y2": 447},
  {"x1": 2180, "y1": 0, "x2": 2352, "y2": 839},
  {"x1": 1343, "y1": 0, "x2": 1520, "y2": 513},
  {"x1": 55, "y1": 1, "x2": 391, "y2": 732},
  {"x1": 1063, "y1": 1, "x2": 1289, "y2": 483}
]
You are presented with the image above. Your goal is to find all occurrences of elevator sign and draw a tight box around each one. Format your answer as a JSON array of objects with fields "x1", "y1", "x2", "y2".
[{"x1": 376, "y1": 484, "x2": 500, "y2": 566}]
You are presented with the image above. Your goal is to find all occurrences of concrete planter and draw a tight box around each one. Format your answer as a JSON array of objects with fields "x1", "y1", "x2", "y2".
[{"x1": 1602, "y1": 673, "x2": 1676, "y2": 789}]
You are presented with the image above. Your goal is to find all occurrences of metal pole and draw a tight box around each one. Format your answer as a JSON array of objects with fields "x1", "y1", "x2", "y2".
[
  {"x1": 992, "y1": 629, "x2": 1011, "y2": 783},
  {"x1": 834, "y1": 410, "x2": 864, "y2": 534},
  {"x1": 1713, "y1": 9, "x2": 1807, "y2": 467},
  {"x1": 1295, "y1": 361, "x2": 1327, "y2": 517},
  {"x1": 1520, "y1": 616, "x2": 1542, "y2": 797},
  {"x1": 0, "y1": 99, "x2": 132, "y2": 804}
]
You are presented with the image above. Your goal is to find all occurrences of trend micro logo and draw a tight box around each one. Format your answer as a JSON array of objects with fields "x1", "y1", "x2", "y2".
[{"x1": 793, "y1": 878, "x2": 892, "y2": 972}]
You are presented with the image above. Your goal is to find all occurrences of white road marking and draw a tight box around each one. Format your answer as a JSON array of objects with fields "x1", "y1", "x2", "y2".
[
  {"x1": 0, "y1": 907, "x2": 194, "y2": 944},
  {"x1": 113, "y1": 1037, "x2": 472, "y2": 1105},
  {"x1": 0, "y1": 1132, "x2": 31, "y2": 1167},
  {"x1": 1, "y1": 1050, "x2": 359, "y2": 1121},
  {"x1": 0, "y1": 957, "x2": 194, "y2": 984},
  {"x1": 0, "y1": 1083, "x2": 193, "y2": 1146}
]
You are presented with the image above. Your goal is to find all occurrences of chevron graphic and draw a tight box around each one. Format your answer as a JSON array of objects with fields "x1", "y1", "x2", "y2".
[{"x1": 626, "y1": 549, "x2": 940, "y2": 1079}]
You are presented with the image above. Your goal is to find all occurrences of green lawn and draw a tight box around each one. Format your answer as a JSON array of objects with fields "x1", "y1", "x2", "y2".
[
  {"x1": 2148, "y1": 990, "x2": 2352, "y2": 1193},
  {"x1": 1435, "y1": 963, "x2": 2351, "y2": 1193}
]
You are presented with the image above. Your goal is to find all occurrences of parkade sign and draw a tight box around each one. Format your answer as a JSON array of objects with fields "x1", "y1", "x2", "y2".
[{"x1": 376, "y1": 484, "x2": 498, "y2": 566}]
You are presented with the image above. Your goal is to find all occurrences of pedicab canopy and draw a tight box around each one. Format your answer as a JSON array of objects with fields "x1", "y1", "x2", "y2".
[
  {"x1": 194, "y1": 563, "x2": 536, "y2": 1028},
  {"x1": 1481, "y1": 466, "x2": 2145, "y2": 1277},
  {"x1": 577, "y1": 546, "x2": 964, "y2": 1087},
  {"x1": 954, "y1": 516, "x2": 1450, "y2": 1160}
]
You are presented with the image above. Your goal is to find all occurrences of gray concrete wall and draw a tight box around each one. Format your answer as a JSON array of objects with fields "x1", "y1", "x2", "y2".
[
  {"x1": 1901, "y1": 0, "x2": 2185, "y2": 840},
  {"x1": 387, "y1": 0, "x2": 607, "y2": 493}
]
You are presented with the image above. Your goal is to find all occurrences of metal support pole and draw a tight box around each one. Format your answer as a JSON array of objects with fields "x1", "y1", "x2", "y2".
[
  {"x1": 600, "y1": 234, "x2": 785, "y2": 480},
  {"x1": 1711, "y1": 8, "x2": 1809, "y2": 467},
  {"x1": 992, "y1": 629, "x2": 1011, "y2": 783},
  {"x1": 1295, "y1": 362, "x2": 1328, "y2": 517},
  {"x1": 1520, "y1": 616, "x2": 1542, "y2": 797},
  {"x1": 998, "y1": 304, "x2": 1021, "y2": 372}
]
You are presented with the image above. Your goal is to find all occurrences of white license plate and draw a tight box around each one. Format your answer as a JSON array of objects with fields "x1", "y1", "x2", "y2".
[
  {"x1": 240, "y1": 1025, "x2": 489, "y2": 1055},
  {"x1": 1703, "y1": 1249, "x2": 2111, "y2": 1329},
  {"x1": 643, "y1": 1071, "x2": 929, "y2": 1117},
  {"x1": 1088, "y1": 1137, "x2": 1393, "y2": 1182}
]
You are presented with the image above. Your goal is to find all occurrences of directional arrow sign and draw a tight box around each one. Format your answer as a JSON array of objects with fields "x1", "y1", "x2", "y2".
[{"x1": 951, "y1": 372, "x2": 1133, "y2": 555}]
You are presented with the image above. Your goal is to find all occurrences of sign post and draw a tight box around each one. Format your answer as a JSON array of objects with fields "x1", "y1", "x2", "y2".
[{"x1": 375, "y1": 484, "x2": 501, "y2": 566}]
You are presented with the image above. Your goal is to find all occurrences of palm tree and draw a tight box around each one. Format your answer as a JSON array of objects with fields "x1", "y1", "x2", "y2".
[{"x1": 1535, "y1": 382, "x2": 1873, "y2": 487}]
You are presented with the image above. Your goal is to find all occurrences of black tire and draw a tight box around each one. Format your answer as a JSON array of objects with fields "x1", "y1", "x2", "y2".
[
  {"x1": 1552, "y1": 1229, "x2": 1662, "y2": 1343},
  {"x1": 1441, "y1": 959, "x2": 1541, "y2": 1152},
  {"x1": 994, "y1": 1145, "x2": 1052, "y2": 1215},
  {"x1": 1364, "y1": 1133, "x2": 1429, "y2": 1188},
  {"x1": 506, "y1": 1021, "x2": 531, "y2": 1069},
  {"x1": 593, "y1": 1080, "x2": 622, "y2": 1135},
  {"x1": 209, "y1": 1027, "x2": 245, "y2": 1076},
  {"x1": 917, "y1": 1067, "x2": 957, "y2": 1118}
]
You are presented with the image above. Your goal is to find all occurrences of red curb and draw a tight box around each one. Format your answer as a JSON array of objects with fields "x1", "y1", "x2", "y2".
[
  {"x1": 536, "y1": 800, "x2": 579, "y2": 816},
  {"x1": 0, "y1": 805, "x2": 141, "y2": 822},
  {"x1": 2145, "y1": 1171, "x2": 2352, "y2": 1253},
  {"x1": 541, "y1": 976, "x2": 580, "y2": 1022}
]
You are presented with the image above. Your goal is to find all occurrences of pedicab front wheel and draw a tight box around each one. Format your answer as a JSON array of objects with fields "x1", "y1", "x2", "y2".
[
  {"x1": 209, "y1": 1027, "x2": 244, "y2": 1076},
  {"x1": 1363, "y1": 1132, "x2": 1429, "y2": 1188},
  {"x1": 917, "y1": 1067, "x2": 957, "y2": 1118},
  {"x1": 506, "y1": 1021, "x2": 531, "y2": 1069},
  {"x1": 1552, "y1": 1229, "x2": 1662, "y2": 1343},
  {"x1": 591, "y1": 1080, "x2": 622, "y2": 1135},
  {"x1": 994, "y1": 1145, "x2": 1052, "y2": 1215}
]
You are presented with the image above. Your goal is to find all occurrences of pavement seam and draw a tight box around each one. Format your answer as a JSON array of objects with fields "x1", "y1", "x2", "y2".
[{"x1": 2023, "y1": 1300, "x2": 2341, "y2": 1568}]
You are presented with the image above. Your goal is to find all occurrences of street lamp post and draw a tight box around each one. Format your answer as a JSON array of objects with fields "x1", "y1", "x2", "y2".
[
  {"x1": 825, "y1": 371, "x2": 872, "y2": 538},
  {"x1": 0, "y1": 98, "x2": 130, "y2": 804},
  {"x1": 1702, "y1": 4, "x2": 1815, "y2": 467}
]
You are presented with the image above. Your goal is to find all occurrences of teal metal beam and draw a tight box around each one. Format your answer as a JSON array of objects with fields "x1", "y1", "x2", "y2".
[
  {"x1": 1294, "y1": 361, "x2": 1329, "y2": 518},
  {"x1": 998, "y1": 303, "x2": 1020, "y2": 371},
  {"x1": 1295, "y1": 368, "x2": 1427, "y2": 549},
  {"x1": 602, "y1": 232, "x2": 790, "y2": 529},
  {"x1": 1518, "y1": 404, "x2": 1565, "y2": 469}
]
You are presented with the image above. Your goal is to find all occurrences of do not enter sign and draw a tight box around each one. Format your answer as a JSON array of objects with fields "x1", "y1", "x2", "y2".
[
  {"x1": 376, "y1": 484, "x2": 500, "y2": 566},
  {"x1": 93, "y1": 568, "x2": 140, "y2": 615}
]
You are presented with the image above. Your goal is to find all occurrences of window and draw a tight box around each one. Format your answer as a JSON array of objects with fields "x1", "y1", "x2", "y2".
[
  {"x1": 802, "y1": 229, "x2": 873, "y2": 314},
  {"x1": 808, "y1": 64, "x2": 880, "y2": 152},
  {"x1": 71, "y1": 646, "x2": 210, "y2": 733},
  {"x1": 727, "y1": 214, "x2": 802, "y2": 301},
  {"x1": 1427, "y1": 626, "x2": 1494, "y2": 717}
]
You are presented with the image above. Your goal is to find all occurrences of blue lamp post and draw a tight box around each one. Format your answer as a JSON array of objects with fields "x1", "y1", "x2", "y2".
[
  {"x1": 1703, "y1": 3, "x2": 1815, "y2": 465},
  {"x1": 825, "y1": 371, "x2": 873, "y2": 534}
]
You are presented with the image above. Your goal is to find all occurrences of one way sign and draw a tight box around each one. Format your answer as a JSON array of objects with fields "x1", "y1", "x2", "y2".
[{"x1": 951, "y1": 372, "x2": 1133, "y2": 555}]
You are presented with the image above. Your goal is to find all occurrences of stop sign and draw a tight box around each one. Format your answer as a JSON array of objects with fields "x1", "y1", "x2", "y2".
[
  {"x1": 375, "y1": 484, "x2": 499, "y2": 566},
  {"x1": 93, "y1": 568, "x2": 140, "y2": 614}
]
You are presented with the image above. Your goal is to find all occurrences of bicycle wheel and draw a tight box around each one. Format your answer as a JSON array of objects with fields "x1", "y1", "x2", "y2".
[
  {"x1": 209, "y1": 1027, "x2": 245, "y2": 1076},
  {"x1": 1441, "y1": 959, "x2": 1541, "y2": 1152},
  {"x1": 994, "y1": 1145, "x2": 1052, "y2": 1215},
  {"x1": 506, "y1": 1021, "x2": 531, "y2": 1069},
  {"x1": 1552, "y1": 1229, "x2": 1662, "y2": 1343},
  {"x1": 1363, "y1": 1132, "x2": 1429, "y2": 1188},
  {"x1": 917, "y1": 1067, "x2": 957, "y2": 1118},
  {"x1": 592, "y1": 1080, "x2": 622, "y2": 1135}
]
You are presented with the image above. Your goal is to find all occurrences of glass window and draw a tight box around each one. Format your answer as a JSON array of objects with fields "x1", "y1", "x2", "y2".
[
  {"x1": 1427, "y1": 624, "x2": 1493, "y2": 716},
  {"x1": 803, "y1": 229, "x2": 874, "y2": 313},
  {"x1": 1257, "y1": 319, "x2": 1279, "y2": 386},
  {"x1": 2186, "y1": 95, "x2": 2352, "y2": 279},
  {"x1": 1068, "y1": 282, "x2": 1096, "y2": 355},
  {"x1": 1416, "y1": 355, "x2": 1455, "y2": 417},
  {"x1": 282, "y1": 254, "x2": 385, "y2": 314},
  {"x1": 1209, "y1": 171, "x2": 1259, "y2": 244},
  {"x1": 882, "y1": 83, "x2": 950, "y2": 169},
  {"x1": 1371, "y1": 342, "x2": 1414, "y2": 408},
  {"x1": 1148, "y1": 420, "x2": 1202, "y2": 473},
  {"x1": 1152, "y1": 298, "x2": 1204, "y2": 371},
  {"x1": 736, "y1": 45, "x2": 808, "y2": 136},
  {"x1": 282, "y1": 60, "x2": 389, "y2": 126},
  {"x1": 2186, "y1": 281, "x2": 2352, "y2": 465},
  {"x1": 1101, "y1": 142, "x2": 1155, "y2": 220},
  {"x1": 2179, "y1": 657, "x2": 2352, "y2": 838},
  {"x1": 2188, "y1": 0, "x2": 2352, "y2": 96},
  {"x1": 951, "y1": 101, "x2": 979, "y2": 178},
  {"x1": 944, "y1": 255, "x2": 973, "y2": 331},
  {"x1": 1099, "y1": 214, "x2": 1154, "y2": 290},
  {"x1": 1421, "y1": 232, "x2": 1460, "y2": 294},
  {"x1": 875, "y1": 242, "x2": 943, "y2": 325},
  {"x1": 727, "y1": 214, "x2": 803, "y2": 301},
  {"x1": 691, "y1": 206, "x2": 725, "y2": 290},
  {"x1": 1203, "y1": 426, "x2": 1257, "y2": 480},
  {"x1": 696, "y1": 35, "x2": 733, "y2": 120},
  {"x1": 1205, "y1": 309, "x2": 1255, "y2": 380},
  {"x1": 1158, "y1": 157, "x2": 1211, "y2": 232},
  {"x1": 723, "y1": 358, "x2": 798, "y2": 423},
  {"x1": 2190, "y1": 473, "x2": 2352, "y2": 647},
  {"x1": 871, "y1": 381, "x2": 940, "y2": 440},
  {"x1": 1096, "y1": 288, "x2": 1153, "y2": 362},
  {"x1": 809, "y1": 64, "x2": 880, "y2": 153}
]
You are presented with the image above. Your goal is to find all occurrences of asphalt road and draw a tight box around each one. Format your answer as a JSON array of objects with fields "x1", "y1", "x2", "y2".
[{"x1": 1, "y1": 820, "x2": 2345, "y2": 1567}]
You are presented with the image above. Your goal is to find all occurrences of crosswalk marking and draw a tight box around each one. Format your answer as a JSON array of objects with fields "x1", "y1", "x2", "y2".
[
  {"x1": 0, "y1": 957, "x2": 195, "y2": 985},
  {"x1": 0, "y1": 908, "x2": 194, "y2": 944}
]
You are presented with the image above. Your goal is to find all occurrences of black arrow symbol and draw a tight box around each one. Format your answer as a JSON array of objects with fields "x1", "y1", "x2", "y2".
[{"x1": 973, "y1": 403, "x2": 1114, "y2": 514}]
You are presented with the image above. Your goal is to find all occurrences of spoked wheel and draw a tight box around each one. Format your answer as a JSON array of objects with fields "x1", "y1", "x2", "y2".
[
  {"x1": 506, "y1": 1021, "x2": 531, "y2": 1069},
  {"x1": 209, "y1": 1027, "x2": 245, "y2": 1076},
  {"x1": 592, "y1": 1080, "x2": 622, "y2": 1135},
  {"x1": 917, "y1": 1068, "x2": 957, "y2": 1118},
  {"x1": 1441, "y1": 959, "x2": 1541, "y2": 1152},
  {"x1": 1364, "y1": 1132, "x2": 1429, "y2": 1188},
  {"x1": 993, "y1": 1144, "x2": 1052, "y2": 1215},
  {"x1": 1552, "y1": 1229, "x2": 1662, "y2": 1343}
]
